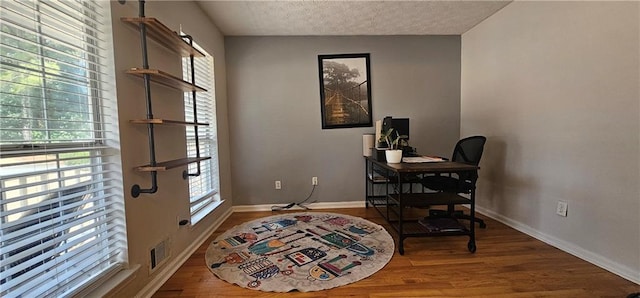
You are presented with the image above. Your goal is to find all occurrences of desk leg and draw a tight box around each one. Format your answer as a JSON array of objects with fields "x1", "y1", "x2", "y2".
[
  {"x1": 364, "y1": 159, "x2": 370, "y2": 209},
  {"x1": 385, "y1": 169, "x2": 391, "y2": 226},
  {"x1": 398, "y1": 172, "x2": 405, "y2": 255},
  {"x1": 468, "y1": 184, "x2": 477, "y2": 253}
]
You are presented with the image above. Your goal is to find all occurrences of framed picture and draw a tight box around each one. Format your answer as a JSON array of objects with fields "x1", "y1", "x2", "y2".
[{"x1": 318, "y1": 53, "x2": 372, "y2": 129}]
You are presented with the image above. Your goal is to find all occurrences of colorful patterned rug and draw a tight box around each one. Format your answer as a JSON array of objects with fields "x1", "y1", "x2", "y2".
[{"x1": 205, "y1": 212, "x2": 394, "y2": 292}]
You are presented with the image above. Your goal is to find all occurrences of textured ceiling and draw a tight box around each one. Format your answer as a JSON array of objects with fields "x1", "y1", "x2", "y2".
[{"x1": 197, "y1": 1, "x2": 512, "y2": 36}]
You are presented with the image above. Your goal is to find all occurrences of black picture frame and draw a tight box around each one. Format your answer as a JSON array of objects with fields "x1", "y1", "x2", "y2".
[{"x1": 318, "y1": 53, "x2": 372, "y2": 129}]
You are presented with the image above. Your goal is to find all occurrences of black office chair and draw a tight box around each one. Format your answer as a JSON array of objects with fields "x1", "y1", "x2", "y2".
[{"x1": 421, "y1": 135, "x2": 487, "y2": 228}]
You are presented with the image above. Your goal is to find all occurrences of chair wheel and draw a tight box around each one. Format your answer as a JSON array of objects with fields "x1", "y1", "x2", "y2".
[
  {"x1": 468, "y1": 241, "x2": 476, "y2": 253},
  {"x1": 479, "y1": 222, "x2": 487, "y2": 229}
]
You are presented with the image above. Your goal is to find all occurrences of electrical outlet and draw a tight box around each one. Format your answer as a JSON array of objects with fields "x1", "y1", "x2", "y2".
[
  {"x1": 312, "y1": 177, "x2": 318, "y2": 185},
  {"x1": 556, "y1": 201, "x2": 568, "y2": 217},
  {"x1": 275, "y1": 180, "x2": 281, "y2": 190}
]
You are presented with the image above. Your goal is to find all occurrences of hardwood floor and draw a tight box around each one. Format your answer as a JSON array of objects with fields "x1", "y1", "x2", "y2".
[{"x1": 153, "y1": 208, "x2": 639, "y2": 297}]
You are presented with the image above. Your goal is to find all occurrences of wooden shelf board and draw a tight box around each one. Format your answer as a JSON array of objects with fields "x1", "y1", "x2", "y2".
[
  {"x1": 129, "y1": 119, "x2": 209, "y2": 126},
  {"x1": 126, "y1": 68, "x2": 206, "y2": 92},
  {"x1": 389, "y1": 220, "x2": 470, "y2": 237},
  {"x1": 121, "y1": 17, "x2": 204, "y2": 57},
  {"x1": 388, "y1": 192, "x2": 470, "y2": 208},
  {"x1": 135, "y1": 157, "x2": 211, "y2": 172}
]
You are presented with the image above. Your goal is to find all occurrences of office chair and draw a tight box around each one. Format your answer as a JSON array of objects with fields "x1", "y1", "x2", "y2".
[{"x1": 422, "y1": 135, "x2": 487, "y2": 228}]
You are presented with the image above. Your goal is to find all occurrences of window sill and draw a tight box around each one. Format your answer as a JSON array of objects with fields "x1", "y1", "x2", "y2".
[
  {"x1": 191, "y1": 199, "x2": 224, "y2": 225},
  {"x1": 82, "y1": 264, "x2": 141, "y2": 298}
]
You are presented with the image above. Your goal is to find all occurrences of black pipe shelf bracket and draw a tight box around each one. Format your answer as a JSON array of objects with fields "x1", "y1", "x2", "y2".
[{"x1": 124, "y1": 0, "x2": 210, "y2": 198}]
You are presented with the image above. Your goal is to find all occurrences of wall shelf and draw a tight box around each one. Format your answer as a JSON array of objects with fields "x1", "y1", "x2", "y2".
[
  {"x1": 129, "y1": 119, "x2": 209, "y2": 126},
  {"x1": 135, "y1": 157, "x2": 212, "y2": 172},
  {"x1": 121, "y1": 17, "x2": 205, "y2": 57},
  {"x1": 125, "y1": 1, "x2": 209, "y2": 198},
  {"x1": 126, "y1": 68, "x2": 206, "y2": 92}
]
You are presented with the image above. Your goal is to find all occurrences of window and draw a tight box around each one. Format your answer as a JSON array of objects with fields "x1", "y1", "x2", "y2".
[
  {"x1": 0, "y1": 1, "x2": 126, "y2": 297},
  {"x1": 181, "y1": 39, "x2": 220, "y2": 225}
]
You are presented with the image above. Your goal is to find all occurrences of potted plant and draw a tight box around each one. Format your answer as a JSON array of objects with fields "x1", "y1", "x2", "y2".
[{"x1": 379, "y1": 128, "x2": 407, "y2": 163}]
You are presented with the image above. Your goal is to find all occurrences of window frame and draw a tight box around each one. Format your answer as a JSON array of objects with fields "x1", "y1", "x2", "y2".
[
  {"x1": 0, "y1": 1, "x2": 127, "y2": 297},
  {"x1": 180, "y1": 36, "x2": 221, "y2": 225}
]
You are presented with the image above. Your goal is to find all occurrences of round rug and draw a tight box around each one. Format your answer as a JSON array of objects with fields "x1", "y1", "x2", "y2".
[{"x1": 205, "y1": 212, "x2": 394, "y2": 292}]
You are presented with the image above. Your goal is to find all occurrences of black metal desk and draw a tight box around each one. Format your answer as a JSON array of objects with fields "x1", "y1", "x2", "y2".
[{"x1": 364, "y1": 156, "x2": 479, "y2": 255}]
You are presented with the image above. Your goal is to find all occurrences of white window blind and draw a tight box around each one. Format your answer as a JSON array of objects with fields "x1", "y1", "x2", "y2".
[
  {"x1": 181, "y1": 39, "x2": 220, "y2": 225},
  {"x1": 0, "y1": 1, "x2": 126, "y2": 297}
]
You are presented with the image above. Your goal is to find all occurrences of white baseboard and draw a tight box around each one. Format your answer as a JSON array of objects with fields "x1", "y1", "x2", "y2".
[
  {"x1": 475, "y1": 205, "x2": 640, "y2": 285},
  {"x1": 135, "y1": 206, "x2": 233, "y2": 298},
  {"x1": 233, "y1": 200, "x2": 365, "y2": 212}
]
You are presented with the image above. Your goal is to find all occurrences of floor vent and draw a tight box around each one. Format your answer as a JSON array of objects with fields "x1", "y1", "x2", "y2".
[{"x1": 150, "y1": 239, "x2": 169, "y2": 273}]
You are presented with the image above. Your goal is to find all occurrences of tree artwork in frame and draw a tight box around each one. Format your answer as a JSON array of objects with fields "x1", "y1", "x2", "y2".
[{"x1": 318, "y1": 53, "x2": 372, "y2": 129}]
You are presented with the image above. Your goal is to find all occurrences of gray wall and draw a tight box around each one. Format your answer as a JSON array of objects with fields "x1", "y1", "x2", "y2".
[
  {"x1": 226, "y1": 36, "x2": 461, "y2": 206},
  {"x1": 461, "y1": 2, "x2": 639, "y2": 282},
  {"x1": 109, "y1": 1, "x2": 232, "y2": 296}
]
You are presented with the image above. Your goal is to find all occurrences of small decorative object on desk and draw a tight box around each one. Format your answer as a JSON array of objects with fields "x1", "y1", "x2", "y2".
[
  {"x1": 379, "y1": 128, "x2": 407, "y2": 163},
  {"x1": 362, "y1": 134, "x2": 375, "y2": 157},
  {"x1": 385, "y1": 150, "x2": 402, "y2": 163}
]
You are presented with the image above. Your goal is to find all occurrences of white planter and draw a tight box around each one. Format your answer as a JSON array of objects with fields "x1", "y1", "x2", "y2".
[{"x1": 385, "y1": 150, "x2": 403, "y2": 163}]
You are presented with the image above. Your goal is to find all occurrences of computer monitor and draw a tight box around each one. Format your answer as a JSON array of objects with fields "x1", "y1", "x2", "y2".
[{"x1": 382, "y1": 116, "x2": 409, "y2": 141}]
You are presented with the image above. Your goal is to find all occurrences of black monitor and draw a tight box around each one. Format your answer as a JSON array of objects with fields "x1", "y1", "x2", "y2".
[{"x1": 382, "y1": 116, "x2": 409, "y2": 141}]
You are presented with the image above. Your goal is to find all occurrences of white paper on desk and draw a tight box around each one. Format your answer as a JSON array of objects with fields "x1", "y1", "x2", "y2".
[{"x1": 402, "y1": 156, "x2": 445, "y2": 163}]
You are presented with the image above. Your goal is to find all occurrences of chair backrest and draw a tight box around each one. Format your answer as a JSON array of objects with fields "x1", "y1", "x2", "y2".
[
  {"x1": 452, "y1": 136, "x2": 486, "y2": 166},
  {"x1": 451, "y1": 136, "x2": 486, "y2": 184}
]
